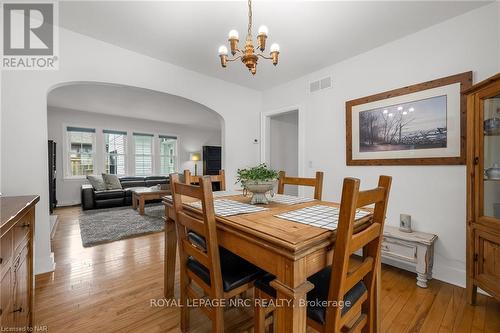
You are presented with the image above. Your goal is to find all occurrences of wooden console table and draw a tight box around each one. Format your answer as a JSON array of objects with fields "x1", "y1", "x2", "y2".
[
  {"x1": 382, "y1": 226, "x2": 437, "y2": 288},
  {"x1": 0, "y1": 195, "x2": 39, "y2": 330}
]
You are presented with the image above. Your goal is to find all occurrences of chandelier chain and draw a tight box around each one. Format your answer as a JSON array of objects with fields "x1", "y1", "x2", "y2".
[{"x1": 247, "y1": 0, "x2": 252, "y2": 41}]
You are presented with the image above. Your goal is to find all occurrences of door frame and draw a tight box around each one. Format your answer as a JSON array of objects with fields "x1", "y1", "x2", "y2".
[{"x1": 260, "y1": 105, "x2": 305, "y2": 183}]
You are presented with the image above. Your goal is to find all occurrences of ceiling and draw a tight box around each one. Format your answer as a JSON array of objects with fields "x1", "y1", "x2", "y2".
[
  {"x1": 59, "y1": 1, "x2": 490, "y2": 91},
  {"x1": 48, "y1": 83, "x2": 223, "y2": 129}
]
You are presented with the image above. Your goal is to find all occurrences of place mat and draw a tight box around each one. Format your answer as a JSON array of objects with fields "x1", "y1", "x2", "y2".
[
  {"x1": 268, "y1": 194, "x2": 315, "y2": 205},
  {"x1": 275, "y1": 205, "x2": 371, "y2": 230},
  {"x1": 188, "y1": 199, "x2": 269, "y2": 217}
]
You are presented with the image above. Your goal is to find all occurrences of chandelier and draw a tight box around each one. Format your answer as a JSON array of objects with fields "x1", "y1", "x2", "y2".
[{"x1": 217, "y1": 0, "x2": 280, "y2": 75}]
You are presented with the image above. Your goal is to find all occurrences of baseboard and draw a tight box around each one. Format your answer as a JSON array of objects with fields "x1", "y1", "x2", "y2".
[
  {"x1": 49, "y1": 214, "x2": 59, "y2": 239},
  {"x1": 57, "y1": 200, "x2": 80, "y2": 207},
  {"x1": 35, "y1": 252, "x2": 56, "y2": 275}
]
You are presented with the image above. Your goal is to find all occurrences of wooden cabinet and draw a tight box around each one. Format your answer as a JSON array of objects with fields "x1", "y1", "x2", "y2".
[
  {"x1": 0, "y1": 196, "x2": 38, "y2": 330},
  {"x1": 466, "y1": 73, "x2": 500, "y2": 304}
]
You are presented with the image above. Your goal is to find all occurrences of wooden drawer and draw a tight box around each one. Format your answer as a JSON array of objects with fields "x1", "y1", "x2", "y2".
[{"x1": 381, "y1": 237, "x2": 417, "y2": 262}]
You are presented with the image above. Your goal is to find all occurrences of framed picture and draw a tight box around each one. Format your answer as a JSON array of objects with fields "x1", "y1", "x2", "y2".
[{"x1": 346, "y1": 72, "x2": 472, "y2": 165}]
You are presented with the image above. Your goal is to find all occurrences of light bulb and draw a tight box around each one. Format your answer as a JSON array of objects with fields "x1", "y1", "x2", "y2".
[
  {"x1": 397, "y1": 106, "x2": 403, "y2": 111},
  {"x1": 218, "y1": 45, "x2": 228, "y2": 56},
  {"x1": 409, "y1": 107, "x2": 415, "y2": 112},
  {"x1": 228, "y1": 29, "x2": 239, "y2": 40},
  {"x1": 270, "y1": 43, "x2": 280, "y2": 53},
  {"x1": 402, "y1": 111, "x2": 408, "y2": 115},
  {"x1": 258, "y1": 25, "x2": 268, "y2": 36},
  {"x1": 383, "y1": 109, "x2": 388, "y2": 114}
]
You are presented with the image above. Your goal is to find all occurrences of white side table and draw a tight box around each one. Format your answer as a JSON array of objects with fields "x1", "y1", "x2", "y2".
[{"x1": 381, "y1": 226, "x2": 438, "y2": 288}]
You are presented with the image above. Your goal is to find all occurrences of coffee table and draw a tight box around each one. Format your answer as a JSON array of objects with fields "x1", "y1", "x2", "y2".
[{"x1": 131, "y1": 188, "x2": 170, "y2": 215}]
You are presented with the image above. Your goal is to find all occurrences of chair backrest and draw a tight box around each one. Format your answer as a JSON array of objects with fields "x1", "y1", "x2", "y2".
[
  {"x1": 324, "y1": 176, "x2": 392, "y2": 332},
  {"x1": 184, "y1": 169, "x2": 226, "y2": 191},
  {"x1": 277, "y1": 171, "x2": 324, "y2": 200},
  {"x1": 170, "y1": 174, "x2": 224, "y2": 298}
]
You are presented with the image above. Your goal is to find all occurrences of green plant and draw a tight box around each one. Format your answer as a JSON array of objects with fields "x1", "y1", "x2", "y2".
[{"x1": 236, "y1": 163, "x2": 279, "y2": 184}]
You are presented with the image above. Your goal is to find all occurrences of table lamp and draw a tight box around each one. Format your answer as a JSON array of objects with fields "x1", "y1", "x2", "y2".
[{"x1": 190, "y1": 152, "x2": 201, "y2": 176}]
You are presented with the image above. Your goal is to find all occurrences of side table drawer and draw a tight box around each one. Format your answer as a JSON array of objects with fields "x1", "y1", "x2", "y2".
[{"x1": 381, "y1": 237, "x2": 417, "y2": 262}]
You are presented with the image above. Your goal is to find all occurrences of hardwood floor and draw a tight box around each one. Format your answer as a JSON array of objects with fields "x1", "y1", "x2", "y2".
[{"x1": 34, "y1": 206, "x2": 500, "y2": 333}]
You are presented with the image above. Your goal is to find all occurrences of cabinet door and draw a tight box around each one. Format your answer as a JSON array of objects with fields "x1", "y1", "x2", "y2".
[
  {"x1": 475, "y1": 230, "x2": 500, "y2": 298},
  {"x1": 475, "y1": 85, "x2": 500, "y2": 226},
  {"x1": 13, "y1": 242, "x2": 30, "y2": 329},
  {"x1": 0, "y1": 265, "x2": 14, "y2": 329}
]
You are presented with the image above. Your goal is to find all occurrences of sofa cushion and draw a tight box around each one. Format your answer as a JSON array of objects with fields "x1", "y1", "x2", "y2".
[
  {"x1": 87, "y1": 175, "x2": 106, "y2": 191},
  {"x1": 145, "y1": 176, "x2": 168, "y2": 187},
  {"x1": 94, "y1": 189, "x2": 125, "y2": 200},
  {"x1": 120, "y1": 177, "x2": 146, "y2": 189},
  {"x1": 102, "y1": 174, "x2": 123, "y2": 190}
]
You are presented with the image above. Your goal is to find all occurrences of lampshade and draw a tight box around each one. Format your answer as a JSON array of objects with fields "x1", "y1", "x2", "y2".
[{"x1": 190, "y1": 152, "x2": 201, "y2": 161}]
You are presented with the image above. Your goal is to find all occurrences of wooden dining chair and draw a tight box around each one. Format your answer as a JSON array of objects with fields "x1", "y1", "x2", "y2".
[
  {"x1": 170, "y1": 174, "x2": 262, "y2": 332},
  {"x1": 277, "y1": 171, "x2": 324, "y2": 199},
  {"x1": 254, "y1": 175, "x2": 391, "y2": 333},
  {"x1": 184, "y1": 169, "x2": 226, "y2": 191}
]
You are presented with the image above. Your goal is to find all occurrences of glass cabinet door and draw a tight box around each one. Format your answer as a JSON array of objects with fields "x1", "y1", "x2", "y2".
[{"x1": 482, "y1": 94, "x2": 500, "y2": 219}]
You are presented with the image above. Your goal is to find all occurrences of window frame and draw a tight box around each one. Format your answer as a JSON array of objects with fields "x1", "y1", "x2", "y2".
[
  {"x1": 64, "y1": 126, "x2": 96, "y2": 179},
  {"x1": 133, "y1": 133, "x2": 154, "y2": 176},
  {"x1": 103, "y1": 129, "x2": 128, "y2": 176},
  {"x1": 159, "y1": 135, "x2": 178, "y2": 175}
]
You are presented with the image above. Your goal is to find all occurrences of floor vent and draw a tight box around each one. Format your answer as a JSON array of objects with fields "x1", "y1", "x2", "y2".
[{"x1": 309, "y1": 76, "x2": 332, "y2": 93}]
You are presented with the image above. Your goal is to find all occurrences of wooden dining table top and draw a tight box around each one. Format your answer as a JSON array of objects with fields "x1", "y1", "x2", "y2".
[{"x1": 163, "y1": 193, "x2": 373, "y2": 255}]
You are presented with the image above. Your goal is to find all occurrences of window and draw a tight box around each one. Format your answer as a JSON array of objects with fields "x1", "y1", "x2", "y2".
[
  {"x1": 159, "y1": 135, "x2": 177, "y2": 175},
  {"x1": 66, "y1": 126, "x2": 95, "y2": 177},
  {"x1": 134, "y1": 133, "x2": 153, "y2": 176},
  {"x1": 104, "y1": 130, "x2": 127, "y2": 175}
]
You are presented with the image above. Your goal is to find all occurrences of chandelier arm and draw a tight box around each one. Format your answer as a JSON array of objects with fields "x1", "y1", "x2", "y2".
[
  {"x1": 257, "y1": 53, "x2": 273, "y2": 60},
  {"x1": 226, "y1": 55, "x2": 243, "y2": 62}
]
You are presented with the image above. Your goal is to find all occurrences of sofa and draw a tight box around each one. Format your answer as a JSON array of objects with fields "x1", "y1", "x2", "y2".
[{"x1": 81, "y1": 176, "x2": 170, "y2": 210}]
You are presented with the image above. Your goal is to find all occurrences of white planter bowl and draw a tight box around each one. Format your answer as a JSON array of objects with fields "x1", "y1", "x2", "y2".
[{"x1": 242, "y1": 180, "x2": 277, "y2": 204}]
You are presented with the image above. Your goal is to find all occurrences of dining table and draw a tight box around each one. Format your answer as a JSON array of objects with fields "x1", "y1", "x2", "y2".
[{"x1": 162, "y1": 192, "x2": 380, "y2": 333}]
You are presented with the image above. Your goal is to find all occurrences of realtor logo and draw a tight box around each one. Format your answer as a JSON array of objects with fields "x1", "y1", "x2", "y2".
[{"x1": 1, "y1": 2, "x2": 59, "y2": 70}]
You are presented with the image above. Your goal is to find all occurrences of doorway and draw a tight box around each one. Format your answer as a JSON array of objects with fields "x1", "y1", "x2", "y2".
[{"x1": 261, "y1": 108, "x2": 301, "y2": 196}]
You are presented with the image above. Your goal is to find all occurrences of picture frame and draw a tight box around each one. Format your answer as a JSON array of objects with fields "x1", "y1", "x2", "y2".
[{"x1": 346, "y1": 72, "x2": 472, "y2": 165}]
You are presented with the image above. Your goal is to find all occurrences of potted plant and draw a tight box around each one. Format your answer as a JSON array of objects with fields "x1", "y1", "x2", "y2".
[{"x1": 236, "y1": 164, "x2": 279, "y2": 204}]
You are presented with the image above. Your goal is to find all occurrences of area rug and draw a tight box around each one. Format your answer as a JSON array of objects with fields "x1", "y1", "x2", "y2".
[{"x1": 79, "y1": 204, "x2": 164, "y2": 247}]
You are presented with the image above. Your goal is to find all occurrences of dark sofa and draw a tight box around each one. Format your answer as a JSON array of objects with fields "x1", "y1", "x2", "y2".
[{"x1": 81, "y1": 176, "x2": 169, "y2": 210}]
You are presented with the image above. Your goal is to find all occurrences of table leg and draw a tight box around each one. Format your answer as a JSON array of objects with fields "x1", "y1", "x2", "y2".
[
  {"x1": 270, "y1": 259, "x2": 314, "y2": 333},
  {"x1": 139, "y1": 196, "x2": 145, "y2": 215},
  {"x1": 132, "y1": 193, "x2": 137, "y2": 209},
  {"x1": 164, "y1": 215, "x2": 177, "y2": 298}
]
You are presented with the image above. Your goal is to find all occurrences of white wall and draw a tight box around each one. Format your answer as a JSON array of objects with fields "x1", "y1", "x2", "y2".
[
  {"x1": 262, "y1": 3, "x2": 500, "y2": 287},
  {"x1": 47, "y1": 107, "x2": 221, "y2": 206},
  {"x1": 1, "y1": 27, "x2": 262, "y2": 274},
  {"x1": 270, "y1": 111, "x2": 299, "y2": 195}
]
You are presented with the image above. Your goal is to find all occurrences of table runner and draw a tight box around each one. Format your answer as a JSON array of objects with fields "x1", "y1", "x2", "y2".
[
  {"x1": 275, "y1": 205, "x2": 371, "y2": 230},
  {"x1": 268, "y1": 194, "x2": 315, "y2": 205},
  {"x1": 188, "y1": 199, "x2": 269, "y2": 217}
]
